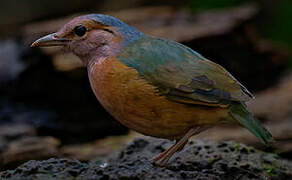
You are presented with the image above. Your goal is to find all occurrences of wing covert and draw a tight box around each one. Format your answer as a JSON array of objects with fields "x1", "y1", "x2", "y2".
[{"x1": 117, "y1": 36, "x2": 253, "y2": 107}]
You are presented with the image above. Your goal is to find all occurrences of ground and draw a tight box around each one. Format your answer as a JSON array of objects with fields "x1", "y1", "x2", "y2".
[{"x1": 1, "y1": 138, "x2": 292, "y2": 180}]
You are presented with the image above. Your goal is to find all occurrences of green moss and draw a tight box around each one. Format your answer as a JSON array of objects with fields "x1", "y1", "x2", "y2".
[
  {"x1": 271, "y1": 153, "x2": 280, "y2": 159},
  {"x1": 207, "y1": 158, "x2": 216, "y2": 164},
  {"x1": 263, "y1": 163, "x2": 277, "y2": 177},
  {"x1": 230, "y1": 142, "x2": 241, "y2": 152},
  {"x1": 246, "y1": 146, "x2": 256, "y2": 153}
]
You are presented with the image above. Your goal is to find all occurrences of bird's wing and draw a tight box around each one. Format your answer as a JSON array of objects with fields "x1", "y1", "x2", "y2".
[{"x1": 117, "y1": 36, "x2": 253, "y2": 107}]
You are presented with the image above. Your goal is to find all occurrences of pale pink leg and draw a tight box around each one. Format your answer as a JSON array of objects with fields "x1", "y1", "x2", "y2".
[
  {"x1": 152, "y1": 141, "x2": 177, "y2": 162},
  {"x1": 152, "y1": 126, "x2": 208, "y2": 166}
]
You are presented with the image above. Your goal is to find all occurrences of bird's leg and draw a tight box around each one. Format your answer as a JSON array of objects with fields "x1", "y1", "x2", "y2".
[
  {"x1": 152, "y1": 140, "x2": 178, "y2": 162},
  {"x1": 157, "y1": 140, "x2": 188, "y2": 166},
  {"x1": 152, "y1": 126, "x2": 206, "y2": 166},
  {"x1": 152, "y1": 137, "x2": 189, "y2": 163},
  {"x1": 154, "y1": 129, "x2": 194, "y2": 166}
]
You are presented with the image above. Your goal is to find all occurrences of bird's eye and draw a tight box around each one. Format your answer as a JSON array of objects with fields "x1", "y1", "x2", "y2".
[{"x1": 73, "y1": 25, "x2": 87, "y2": 37}]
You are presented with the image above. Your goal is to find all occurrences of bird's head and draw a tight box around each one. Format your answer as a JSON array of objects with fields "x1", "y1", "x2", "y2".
[{"x1": 31, "y1": 14, "x2": 143, "y2": 65}]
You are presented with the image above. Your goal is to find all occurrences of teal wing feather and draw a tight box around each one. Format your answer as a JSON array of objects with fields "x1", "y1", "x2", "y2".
[
  {"x1": 117, "y1": 36, "x2": 254, "y2": 107},
  {"x1": 229, "y1": 102, "x2": 273, "y2": 144}
]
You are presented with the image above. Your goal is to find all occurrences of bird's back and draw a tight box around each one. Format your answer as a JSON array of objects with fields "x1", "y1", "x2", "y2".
[{"x1": 117, "y1": 36, "x2": 253, "y2": 105}]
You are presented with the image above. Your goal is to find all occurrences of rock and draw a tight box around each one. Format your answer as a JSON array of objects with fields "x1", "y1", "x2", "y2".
[
  {"x1": 0, "y1": 124, "x2": 36, "y2": 140},
  {"x1": 60, "y1": 131, "x2": 140, "y2": 161},
  {"x1": 0, "y1": 136, "x2": 60, "y2": 169},
  {"x1": 0, "y1": 131, "x2": 139, "y2": 169},
  {"x1": 1, "y1": 138, "x2": 292, "y2": 179},
  {"x1": 0, "y1": 158, "x2": 88, "y2": 180},
  {"x1": 248, "y1": 73, "x2": 292, "y2": 122}
]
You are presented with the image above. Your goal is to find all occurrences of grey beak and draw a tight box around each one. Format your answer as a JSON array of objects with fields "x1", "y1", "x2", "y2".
[{"x1": 31, "y1": 33, "x2": 69, "y2": 47}]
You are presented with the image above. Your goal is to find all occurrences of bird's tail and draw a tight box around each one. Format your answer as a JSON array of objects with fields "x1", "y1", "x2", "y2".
[{"x1": 229, "y1": 102, "x2": 273, "y2": 145}]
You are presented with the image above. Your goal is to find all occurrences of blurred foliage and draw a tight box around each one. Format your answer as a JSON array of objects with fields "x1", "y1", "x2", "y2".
[
  {"x1": 264, "y1": 0, "x2": 292, "y2": 47},
  {"x1": 187, "y1": 0, "x2": 252, "y2": 12},
  {"x1": 188, "y1": 0, "x2": 292, "y2": 66},
  {"x1": 264, "y1": 0, "x2": 292, "y2": 67}
]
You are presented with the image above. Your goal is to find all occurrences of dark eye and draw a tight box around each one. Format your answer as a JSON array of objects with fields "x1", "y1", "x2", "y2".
[{"x1": 73, "y1": 25, "x2": 87, "y2": 37}]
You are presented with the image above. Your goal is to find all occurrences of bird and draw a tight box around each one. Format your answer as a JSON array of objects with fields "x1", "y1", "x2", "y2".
[{"x1": 31, "y1": 14, "x2": 273, "y2": 166}]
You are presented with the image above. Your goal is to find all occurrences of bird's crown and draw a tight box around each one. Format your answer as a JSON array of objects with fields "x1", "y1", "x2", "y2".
[{"x1": 85, "y1": 14, "x2": 143, "y2": 44}]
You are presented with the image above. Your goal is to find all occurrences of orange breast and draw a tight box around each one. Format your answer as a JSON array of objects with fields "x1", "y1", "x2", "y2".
[{"x1": 88, "y1": 58, "x2": 229, "y2": 139}]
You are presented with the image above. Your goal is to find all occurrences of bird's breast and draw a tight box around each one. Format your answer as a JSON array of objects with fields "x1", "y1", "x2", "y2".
[{"x1": 88, "y1": 57, "x2": 229, "y2": 139}]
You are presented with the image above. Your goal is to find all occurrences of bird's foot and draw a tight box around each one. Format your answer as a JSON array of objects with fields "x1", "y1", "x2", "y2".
[
  {"x1": 152, "y1": 127, "x2": 207, "y2": 166},
  {"x1": 152, "y1": 145, "x2": 175, "y2": 167}
]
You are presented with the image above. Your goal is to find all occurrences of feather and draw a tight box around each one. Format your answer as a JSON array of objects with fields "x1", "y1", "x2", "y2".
[
  {"x1": 117, "y1": 35, "x2": 253, "y2": 107},
  {"x1": 229, "y1": 102, "x2": 273, "y2": 144}
]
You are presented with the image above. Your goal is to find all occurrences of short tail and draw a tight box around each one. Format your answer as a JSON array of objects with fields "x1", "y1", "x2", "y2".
[{"x1": 229, "y1": 102, "x2": 273, "y2": 145}]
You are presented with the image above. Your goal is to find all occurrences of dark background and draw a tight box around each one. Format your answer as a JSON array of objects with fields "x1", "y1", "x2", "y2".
[{"x1": 0, "y1": 0, "x2": 291, "y2": 170}]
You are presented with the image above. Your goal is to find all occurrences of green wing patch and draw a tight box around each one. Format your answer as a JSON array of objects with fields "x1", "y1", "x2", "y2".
[{"x1": 117, "y1": 36, "x2": 253, "y2": 107}]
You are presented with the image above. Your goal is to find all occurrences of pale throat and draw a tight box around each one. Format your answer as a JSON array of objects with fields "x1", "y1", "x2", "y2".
[{"x1": 77, "y1": 39, "x2": 121, "y2": 68}]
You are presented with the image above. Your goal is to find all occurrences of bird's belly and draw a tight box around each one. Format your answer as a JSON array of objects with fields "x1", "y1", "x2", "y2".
[{"x1": 88, "y1": 58, "x2": 228, "y2": 139}]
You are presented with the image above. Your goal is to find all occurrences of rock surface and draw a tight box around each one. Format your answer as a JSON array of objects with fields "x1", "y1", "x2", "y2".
[
  {"x1": 0, "y1": 136, "x2": 60, "y2": 170},
  {"x1": 1, "y1": 138, "x2": 292, "y2": 180}
]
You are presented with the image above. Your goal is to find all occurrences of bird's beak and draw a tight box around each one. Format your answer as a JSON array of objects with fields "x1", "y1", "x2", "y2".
[{"x1": 31, "y1": 33, "x2": 69, "y2": 47}]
